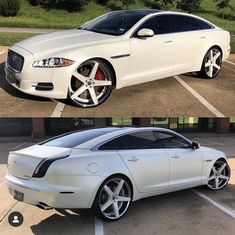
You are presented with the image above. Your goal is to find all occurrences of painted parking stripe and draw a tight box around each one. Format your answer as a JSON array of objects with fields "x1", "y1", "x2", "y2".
[
  {"x1": 0, "y1": 181, "x2": 5, "y2": 189},
  {"x1": 0, "y1": 51, "x2": 6, "y2": 55},
  {"x1": 225, "y1": 60, "x2": 235, "y2": 66},
  {"x1": 95, "y1": 217, "x2": 104, "y2": 235},
  {"x1": 192, "y1": 189, "x2": 235, "y2": 219},
  {"x1": 51, "y1": 100, "x2": 65, "y2": 117},
  {"x1": 174, "y1": 76, "x2": 225, "y2": 117}
]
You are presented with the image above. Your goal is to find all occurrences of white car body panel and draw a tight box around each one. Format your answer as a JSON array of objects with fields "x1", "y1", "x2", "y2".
[
  {"x1": 5, "y1": 128, "x2": 227, "y2": 210},
  {"x1": 5, "y1": 11, "x2": 230, "y2": 100}
]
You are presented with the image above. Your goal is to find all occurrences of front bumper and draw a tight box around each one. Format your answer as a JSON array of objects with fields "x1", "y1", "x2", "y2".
[
  {"x1": 5, "y1": 46, "x2": 76, "y2": 99},
  {"x1": 5, "y1": 173, "x2": 104, "y2": 209}
]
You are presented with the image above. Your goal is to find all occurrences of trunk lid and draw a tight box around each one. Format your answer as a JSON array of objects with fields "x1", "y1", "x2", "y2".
[{"x1": 8, "y1": 145, "x2": 72, "y2": 180}]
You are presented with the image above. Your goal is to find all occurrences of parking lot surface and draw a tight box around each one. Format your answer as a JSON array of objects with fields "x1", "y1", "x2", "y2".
[
  {"x1": 0, "y1": 136, "x2": 235, "y2": 235},
  {"x1": 0, "y1": 48, "x2": 235, "y2": 117}
]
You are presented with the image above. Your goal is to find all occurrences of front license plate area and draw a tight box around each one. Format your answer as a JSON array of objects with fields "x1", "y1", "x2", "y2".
[
  {"x1": 13, "y1": 190, "x2": 24, "y2": 202},
  {"x1": 6, "y1": 67, "x2": 17, "y2": 83}
]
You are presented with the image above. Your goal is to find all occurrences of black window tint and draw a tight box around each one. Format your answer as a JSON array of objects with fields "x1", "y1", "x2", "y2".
[
  {"x1": 157, "y1": 132, "x2": 190, "y2": 149},
  {"x1": 137, "y1": 15, "x2": 170, "y2": 35},
  {"x1": 120, "y1": 131, "x2": 161, "y2": 150},
  {"x1": 99, "y1": 136, "x2": 125, "y2": 150},
  {"x1": 196, "y1": 18, "x2": 213, "y2": 30},
  {"x1": 171, "y1": 15, "x2": 200, "y2": 33}
]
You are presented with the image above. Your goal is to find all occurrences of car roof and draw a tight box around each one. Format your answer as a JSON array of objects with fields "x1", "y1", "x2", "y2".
[{"x1": 114, "y1": 9, "x2": 162, "y2": 15}]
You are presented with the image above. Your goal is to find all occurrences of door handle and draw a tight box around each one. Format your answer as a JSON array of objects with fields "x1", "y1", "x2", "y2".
[
  {"x1": 127, "y1": 157, "x2": 139, "y2": 162},
  {"x1": 165, "y1": 40, "x2": 173, "y2": 44},
  {"x1": 199, "y1": 36, "x2": 206, "y2": 39},
  {"x1": 171, "y1": 155, "x2": 180, "y2": 159}
]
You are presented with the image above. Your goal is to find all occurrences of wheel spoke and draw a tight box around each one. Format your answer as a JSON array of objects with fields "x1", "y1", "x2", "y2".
[
  {"x1": 209, "y1": 65, "x2": 213, "y2": 77},
  {"x1": 89, "y1": 88, "x2": 98, "y2": 105},
  {"x1": 73, "y1": 71, "x2": 87, "y2": 84},
  {"x1": 114, "y1": 180, "x2": 124, "y2": 195},
  {"x1": 205, "y1": 62, "x2": 211, "y2": 67},
  {"x1": 215, "y1": 178, "x2": 219, "y2": 189},
  {"x1": 210, "y1": 50, "x2": 214, "y2": 60},
  {"x1": 218, "y1": 163, "x2": 227, "y2": 173},
  {"x1": 214, "y1": 51, "x2": 221, "y2": 60},
  {"x1": 71, "y1": 85, "x2": 87, "y2": 99},
  {"x1": 212, "y1": 166, "x2": 217, "y2": 174},
  {"x1": 104, "y1": 185, "x2": 114, "y2": 197},
  {"x1": 219, "y1": 175, "x2": 229, "y2": 180},
  {"x1": 101, "y1": 200, "x2": 113, "y2": 212},
  {"x1": 117, "y1": 196, "x2": 131, "y2": 202},
  {"x1": 213, "y1": 64, "x2": 221, "y2": 70},
  {"x1": 89, "y1": 62, "x2": 99, "y2": 80},
  {"x1": 94, "y1": 80, "x2": 112, "y2": 87},
  {"x1": 113, "y1": 202, "x2": 119, "y2": 218},
  {"x1": 209, "y1": 175, "x2": 216, "y2": 181}
]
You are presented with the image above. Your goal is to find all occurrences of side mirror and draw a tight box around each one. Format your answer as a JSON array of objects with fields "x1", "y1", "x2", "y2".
[
  {"x1": 191, "y1": 141, "x2": 200, "y2": 150},
  {"x1": 137, "y1": 28, "x2": 154, "y2": 38}
]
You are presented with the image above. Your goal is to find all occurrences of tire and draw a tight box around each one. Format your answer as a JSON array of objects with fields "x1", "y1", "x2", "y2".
[
  {"x1": 92, "y1": 176, "x2": 133, "y2": 221},
  {"x1": 206, "y1": 160, "x2": 230, "y2": 190},
  {"x1": 68, "y1": 59, "x2": 114, "y2": 108},
  {"x1": 200, "y1": 47, "x2": 222, "y2": 79}
]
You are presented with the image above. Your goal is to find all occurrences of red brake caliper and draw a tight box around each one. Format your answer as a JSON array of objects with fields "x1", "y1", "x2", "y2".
[{"x1": 95, "y1": 69, "x2": 105, "y2": 81}]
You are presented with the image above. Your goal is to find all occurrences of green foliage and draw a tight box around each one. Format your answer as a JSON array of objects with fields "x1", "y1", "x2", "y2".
[
  {"x1": 96, "y1": 0, "x2": 110, "y2": 5},
  {"x1": 143, "y1": 0, "x2": 174, "y2": 10},
  {"x1": 121, "y1": 0, "x2": 136, "y2": 8},
  {"x1": 0, "y1": 0, "x2": 20, "y2": 16},
  {"x1": 214, "y1": 0, "x2": 233, "y2": 19},
  {"x1": 177, "y1": 0, "x2": 203, "y2": 13}
]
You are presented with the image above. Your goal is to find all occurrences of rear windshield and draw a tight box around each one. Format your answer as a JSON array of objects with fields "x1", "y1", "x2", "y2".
[{"x1": 40, "y1": 129, "x2": 118, "y2": 148}]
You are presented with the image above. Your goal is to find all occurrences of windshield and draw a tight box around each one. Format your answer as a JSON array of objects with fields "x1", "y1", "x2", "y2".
[{"x1": 81, "y1": 11, "x2": 148, "y2": 36}]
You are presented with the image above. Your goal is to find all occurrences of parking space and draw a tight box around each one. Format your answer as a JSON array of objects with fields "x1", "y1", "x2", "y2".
[
  {"x1": 0, "y1": 48, "x2": 235, "y2": 117},
  {"x1": 0, "y1": 138, "x2": 235, "y2": 235}
]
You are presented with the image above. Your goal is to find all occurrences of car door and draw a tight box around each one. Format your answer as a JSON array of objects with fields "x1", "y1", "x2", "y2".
[
  {"x1": 117, "y1": 131, "x2": 170, "y2": 193},
  {"x1": 156, "y1": 131, "x2": 203, "y2": 188},
  {"x1": 129, "y1": 15, "x2": 174, "y2": 84},
  {"x1": 168, "y1": 14, "x2": 207, "y2": 72}
]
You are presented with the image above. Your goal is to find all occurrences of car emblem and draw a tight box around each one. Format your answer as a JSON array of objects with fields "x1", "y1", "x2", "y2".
[{"x1": 12, "y1": 54, "x2": 18, "y2": 62}]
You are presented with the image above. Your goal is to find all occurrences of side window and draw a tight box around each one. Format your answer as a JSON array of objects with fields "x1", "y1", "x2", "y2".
[
  {"x1": 99, "y1": 136, "x2": 125, "y2": 150},
  {"x1": 135, "y1": 15, "x2": 170, "y2": 36},
  {"x1": 170, "y1": 15, "x2": 201, "y2": 33},
  {"x1": 196, "y1": 18, "x2": 214, "y2": 30},
  {"x1": 157, "y1": 132, "x2": 190, "y2": 149},
  {"x1": 120, "y1": 131, "x2": 162, "y2": 150}
]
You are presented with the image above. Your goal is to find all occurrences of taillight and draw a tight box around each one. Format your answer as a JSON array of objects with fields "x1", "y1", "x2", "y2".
[{"x1": 32, "y1": 155, "x2": 69, "y2": 178}]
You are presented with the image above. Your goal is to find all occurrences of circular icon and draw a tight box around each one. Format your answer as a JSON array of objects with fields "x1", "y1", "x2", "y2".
[{"x1": 8, "y1": 211, "x2": 24, "y2": 227}]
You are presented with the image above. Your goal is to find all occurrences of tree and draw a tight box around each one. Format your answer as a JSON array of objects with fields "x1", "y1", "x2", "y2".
[
  {"x1": 0, "y1": 0, "x2": 20, "y2": 16},
  {"x1": 177, "y1": 0, "x2": 202, "y2": 13},
  {"x1": 143, "y1": 0, "x2": 174, "y2": 10},
  {"x1": 121, "y1": 0, "x2": 136, "y2": 8},
  {"x1": 214, "y1": 0, "x2": 233, "y2": 19}
]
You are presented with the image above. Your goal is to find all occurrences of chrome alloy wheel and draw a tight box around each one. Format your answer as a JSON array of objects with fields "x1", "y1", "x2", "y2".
[
  {"x1": 207, "y1": 160, "x2": 230, "y2": 190},
  {"x1": 69, "y1": 60, "x2": 113, "y2": 108},
  {"x1": 98, "y1": 178, "x2": 132, "y2": 220},
  {"x1": 204, "y1": 48, "x2": 222, "y2": 78}
]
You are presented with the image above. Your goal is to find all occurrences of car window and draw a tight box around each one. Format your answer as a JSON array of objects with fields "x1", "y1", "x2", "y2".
[
  {"x1": 156, "y1": 131, "x2": 190, "y2": 149},
  {"x1": 120, "y1": 131, "x2": 162, "y2": 150},
  {"x1": 195, "y1": 18, "x2": 214, "y2": 30},
  {"x1": 98, "y1": 136, "x2": 126, "y2": 150},
  {"x1": 170, "y1": 15, "x2": 201, "y2": 33},
  {"x1": 135, "y1": 15, "x2": 170, "y2": 36}
]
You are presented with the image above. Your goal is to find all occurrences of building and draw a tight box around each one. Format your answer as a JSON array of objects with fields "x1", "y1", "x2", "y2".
[{"x1": 0, "y1": 118, "x2": 234, "y2": 138}]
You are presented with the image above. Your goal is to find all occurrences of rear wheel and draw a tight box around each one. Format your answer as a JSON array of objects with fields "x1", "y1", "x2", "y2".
[
  {"x1": 200, "y1": 47, "x2": 222, "y2": 79},
  {"x1": 68, "y1": 59, "x2": 114, "y2": 108},
  {"x1": 206, "y1": 160, "x2": 230, "y2": 190},
  {"x1": 92, "y1": 176, "x2": 132, "y2": 221}
]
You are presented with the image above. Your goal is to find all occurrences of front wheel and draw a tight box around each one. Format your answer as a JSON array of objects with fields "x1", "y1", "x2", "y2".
[
  {"x1": 68, "y1": 59, "x2": 114, "y2": 108},
  {"x1": 206, "y1": 160, "x2": 230, "y2": 190},
  {"x1": 92, "y1": 176, "x2": 133, "y2": 221},
  {"x1": 200, "y1": 47, "x2": 222, "y2": 79}
]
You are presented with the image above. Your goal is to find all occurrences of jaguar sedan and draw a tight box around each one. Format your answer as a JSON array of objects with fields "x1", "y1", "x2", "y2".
[
  {"x1": 5, "y1": 10, "x2": 230, "y2": 108},
  {"x1": 5, "y1": 128, "x2": 230, "y2": 221}
]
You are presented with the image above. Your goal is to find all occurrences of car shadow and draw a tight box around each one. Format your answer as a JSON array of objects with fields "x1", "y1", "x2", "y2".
[
  {"x1": 30, "y1": 209, "x2": 94, "y2": 235},
  {"x1": 0, "y1": 62, "x2": 52, "y2": 102}
]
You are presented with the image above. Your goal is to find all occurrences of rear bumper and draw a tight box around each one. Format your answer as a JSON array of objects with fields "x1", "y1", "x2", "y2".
[{"x1": 5, "y1": 173, "x2": 105, "y2": 209}]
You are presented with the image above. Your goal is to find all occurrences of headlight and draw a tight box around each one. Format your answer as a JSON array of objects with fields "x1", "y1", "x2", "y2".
[{"x1": 33, "y1": 58, "x2": 74, "y2": 68}]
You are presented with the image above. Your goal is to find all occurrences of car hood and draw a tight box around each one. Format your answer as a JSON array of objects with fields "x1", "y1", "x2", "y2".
[{"x1": 15, "y1": 29, "x2": 118, "y2": 55}]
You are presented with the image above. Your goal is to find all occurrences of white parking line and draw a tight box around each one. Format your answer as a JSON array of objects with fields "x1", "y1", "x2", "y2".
[
  {"x1": 0, "y1": 51, "x2": 6, "y2": 55},
  {"x1": 51, "y1": 100, "x2": 65, "y2": 117},
  {"x1": 225, "y1": 60, "x2": 235, "y2": 66},
  {"x1": 0, "y1": 181, "x2": 5, "y2": 189},
  {"x1": 174, "y1": 76, "x2": 225, "y2": 117},
  {"x1": 95, "y1": 217, "x2": 104, "y2": 235},
  {"x1": 192, "y1": 189, "x2": 235, "y2": 219}
]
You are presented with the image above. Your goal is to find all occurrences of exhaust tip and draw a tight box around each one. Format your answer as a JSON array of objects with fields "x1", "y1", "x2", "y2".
[{"x1": 36, "y1": 202, "x2": 52, "y2": 210}]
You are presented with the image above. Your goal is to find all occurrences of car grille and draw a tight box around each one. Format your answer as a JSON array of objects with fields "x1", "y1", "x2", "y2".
[{"x1": 7, "y1": 50, "x2": 24, "y2": 72}]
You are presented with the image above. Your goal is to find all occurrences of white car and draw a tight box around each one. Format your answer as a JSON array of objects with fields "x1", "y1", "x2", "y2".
[
  {"x1": 5, "y1": 127, "x2": 230, "y2": 221},
  {"x1": 5, "y1": 10, "x2": 230, "y2": 108}
]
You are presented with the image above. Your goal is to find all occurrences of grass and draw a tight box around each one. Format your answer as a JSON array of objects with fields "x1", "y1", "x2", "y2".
[{"x1": 0, "y1": 0, "x2": 234, "y2": 33}]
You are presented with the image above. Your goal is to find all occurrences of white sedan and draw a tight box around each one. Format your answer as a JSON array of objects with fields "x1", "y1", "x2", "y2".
[
  {"x1": 5, "y1": 128, "x2": 230, "y2": 221},
  {"x1": 5, "y1": 10, "x2": 230, "y2": 108}
]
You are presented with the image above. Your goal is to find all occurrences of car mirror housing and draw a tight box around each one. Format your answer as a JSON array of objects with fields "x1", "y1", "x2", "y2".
[
  {"x1": 137, "y1": 28, "x2": 154, "y2": 38},
  {"x1": 191, "y1": 141, "x2": 200, "y2": 150}
]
